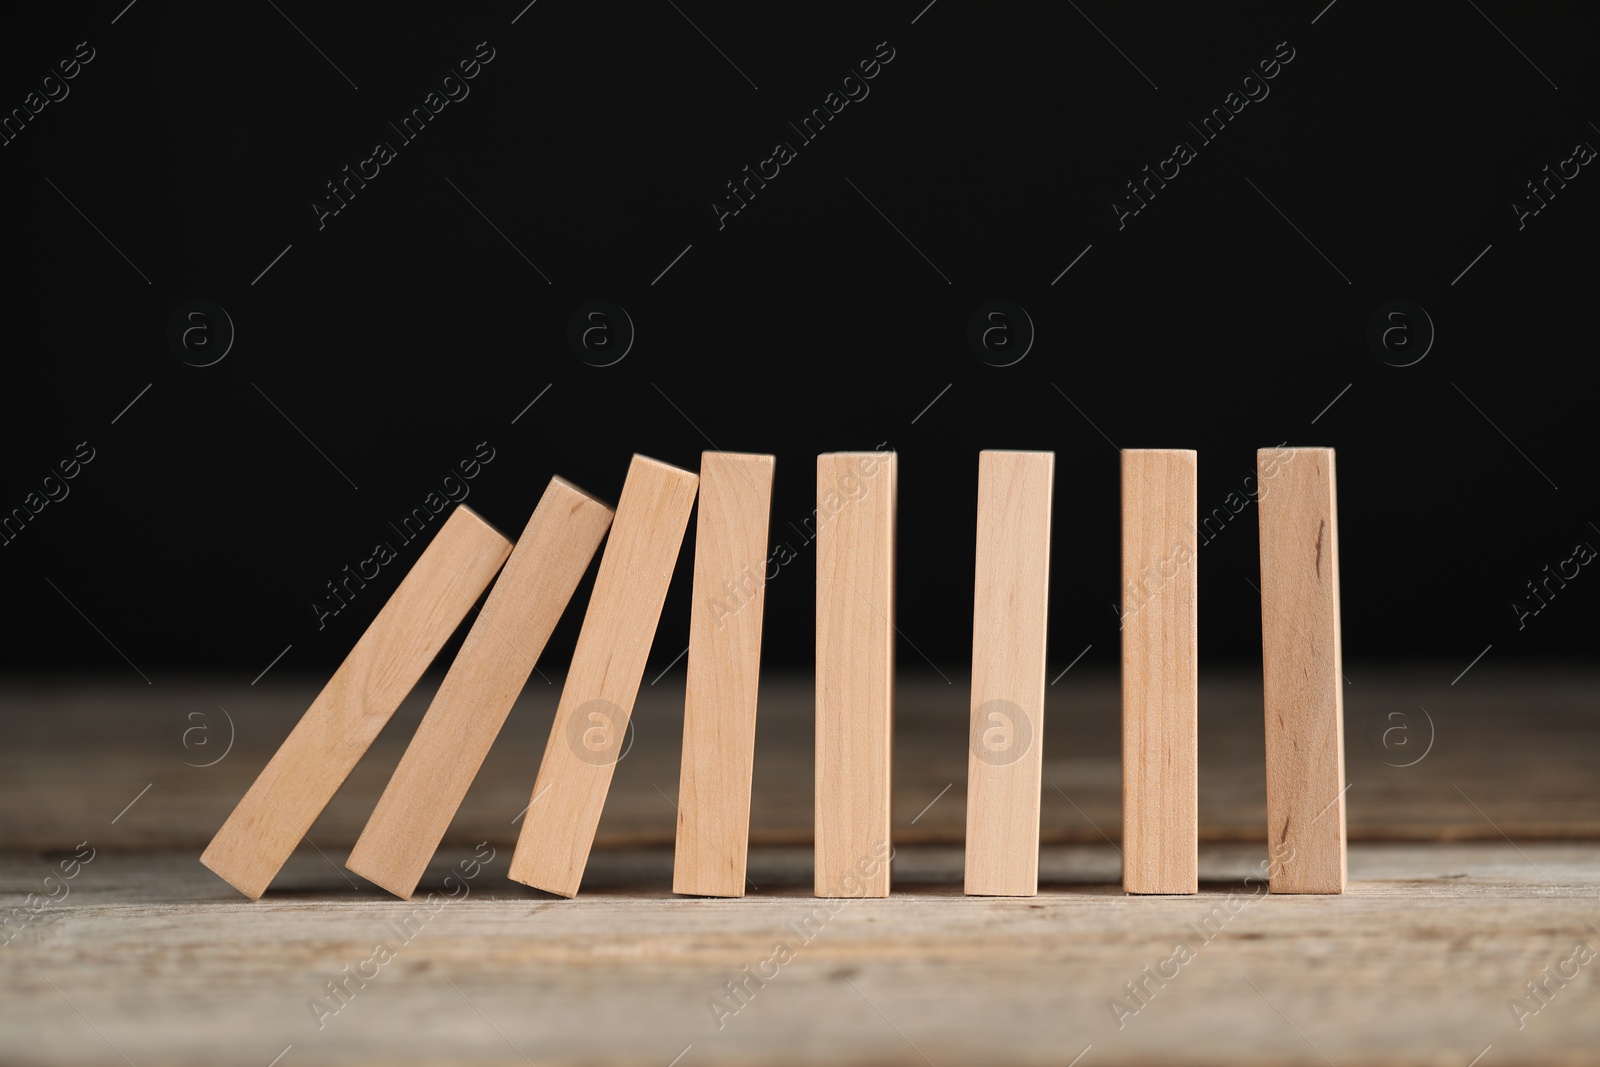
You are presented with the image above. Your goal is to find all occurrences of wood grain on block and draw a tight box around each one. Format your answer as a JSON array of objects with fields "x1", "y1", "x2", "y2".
[
  {"x1": 1258, "y1": 446, "x2": 1347, "y2": 894},
  {"x1": 673, "y1": 453, "x2": 775, "y2": 897},
  {"x1": 815, "y1": 451, "x2": 897, "y2": 898},
  {"x1": 199, "y1": 507, "x2": 512, "y2": 900},
  {"x1": 345, "y1": 478, "x2": 614, "y2": 899},
  {"x1": 1121, "y1": 449, "x2": 1198, "y2": 894},
  {"x1": 508, "y1": 455, "x2": 700, "y2": 898},
  {"x1": 965, "y1": 450, "x2": 1054, "y2": 896}
]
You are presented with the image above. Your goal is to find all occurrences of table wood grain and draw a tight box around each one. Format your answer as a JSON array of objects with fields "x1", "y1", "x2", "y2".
[{"x1": 3, "y1": 669, "x2": 1597, "y2": 1065}]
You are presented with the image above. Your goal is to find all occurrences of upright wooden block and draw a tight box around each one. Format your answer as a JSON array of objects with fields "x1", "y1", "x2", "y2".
[
  {"x1": 815, "y1": 451, "x2": 896, "y2": 898},
  {"x1": 1121, "y1": 449, "x2": 1198, "y2": 895},
  {"x1": 345, "y1": 478, "x2": 614, "y2": 898},
  {"x1": 965, "y1": 450, "x2": 1054, "y2": 897},
  {"x1": 673, "y1": 453, "x2": 775, "y2": 898},
  {"x1": 1258, "y1": 447, "x2": 1346, "y2": 894},
  {"x1": 508, "y1": 455, "x2": 700, "y2": 898},
  {"x1": 199, "y1": 507, "x2": 512, "y2": 900}
]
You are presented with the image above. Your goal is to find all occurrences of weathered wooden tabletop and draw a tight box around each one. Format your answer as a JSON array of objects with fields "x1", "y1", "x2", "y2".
[{"x1": 3, "y1": 667, "x2": 1597, "y2": 1065}]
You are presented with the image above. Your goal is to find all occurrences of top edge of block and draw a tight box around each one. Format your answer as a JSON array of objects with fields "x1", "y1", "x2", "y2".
[
  {"x1": 627, "y1": 454, "x2": 700, "y2": 480},
  {"x1": 818, "y1": 450, "x2": 897, "y2": 458},
  {"x1": 702, "y1": 451, "x2": 776, "y2": 466},
  {"x1": 979, "y1": 449, "x2": 1055, "y2": 458},
  {"x1": 1120, "y1": 448, "x2": 1196, "y2": 456},
  {"x1": 547, "y1": 475, "x2": 615, "y2": 511},
  {"x1": 448, "y1": 504, "x2": 513, "y2": 546},
  {"x1": 1258, "y1": 445, "x2": 1336, "y2": 454}
]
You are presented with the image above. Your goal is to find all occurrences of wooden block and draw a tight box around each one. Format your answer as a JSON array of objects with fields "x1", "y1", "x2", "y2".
[
  {"x1": 815, "y1": 451, "x2": 897, "y2": 898},
  {"x1": 508, "y1": 455, "x2": 700, "y2": 898},
  {"x1": 199, "y1": 507, "x2": 512, "y2": 900},
  {"x1": 1257, "y1": 446, "x2": 1346, "y2": 894},
  {"x1": 673, "y1": 453, "x2": 775, "y2": 898},
  {"x1": 965, "y1": 450, "x2": 1054, "y2": 896},
  {"x1": 345, "y1": 478, "x2": 614, "y2": 898},
  {"x1": 1120, "y1": 449, "x2": 1198, "y2": 894}
]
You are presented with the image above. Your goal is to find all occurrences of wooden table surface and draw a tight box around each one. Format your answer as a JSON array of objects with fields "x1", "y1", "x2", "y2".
[{"x1": 3, "y1": 667, "x2": 1598, "y2": 1065}]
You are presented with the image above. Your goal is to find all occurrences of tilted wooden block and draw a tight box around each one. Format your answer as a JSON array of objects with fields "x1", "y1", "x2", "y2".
[
  {"x1": 345, "y1": 477, "x2": 614, "y2": 898},
  {"x1": 199, "y1": 506, "x2": 513, "y2": 900},
  {"x1": 965, "y1": 450, "x2": 1054, "y2": 897},
  {"x1": 1121, "y1": 449, "x2": 1198, "y2": 894},
  {"x1": 1258, "y1": 446, "x2": 1346, "y2": 894},
  {"x1": 815, "y1": 450, "x2": 897, "y2": 898},
  {"x1": 673, "y1": 452, "x2": 775, "y2": 898},
  {"x1": 508, "y1": 455, "x2": 700, "y2": 898}
]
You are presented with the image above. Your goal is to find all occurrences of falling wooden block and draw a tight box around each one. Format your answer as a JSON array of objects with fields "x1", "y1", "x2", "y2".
[
  {"x1": 815, "y1": 450, "x2": 897, "y2": 898},
  {"x1": 199, "y1": 506, "x2": 513, "y2": 900},
  {"x1": 1257, "y1": 446, "x2": 1346, "y2": 894},
  {"x1": 345, "y1": 477, "x2": 614, "y2": 898},
  {"x1": 673, "y1": 452, "x2": 775, "y2": 898},
  {"x1": 965, "y1": 450, "x2": 1054, "y2": 897},
  {"x1": 508, "y1": 455, "x2": 700, "y2": 898},
  {"x1": 1121, "y1": 448, "x2": 1198, "y2": 895}
]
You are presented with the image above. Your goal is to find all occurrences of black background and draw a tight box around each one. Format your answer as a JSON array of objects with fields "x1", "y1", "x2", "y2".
[{"x1": 3, "y1": 1, "x2": 1596, "y2": 680}]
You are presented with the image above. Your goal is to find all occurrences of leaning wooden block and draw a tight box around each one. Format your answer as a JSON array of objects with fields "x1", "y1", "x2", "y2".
[
  {"x1": 199, "y1": 506, "x2": 513, "y2": 900},
  {"x1": 1258, "y1": 446, "x2": 1346, "y2": 894},
  {"x1": 1121, "y1": 449, "x2": 1198, "y2": 895},
  {"x1": 509, "y1": 455, "x2": 700, "y2": 898},
  {"x1": 345, "y1": 477, "x2": 614, "y2": 899},
  {"x1": 674, "y1": 453, "x2": 775, "y2": 898},
  {"x1": 965, "y1": 450, "x2": 1054, "y2": 897},
  {"x1": 815, "y1": 450, "x2": 897, "y2": 898}
]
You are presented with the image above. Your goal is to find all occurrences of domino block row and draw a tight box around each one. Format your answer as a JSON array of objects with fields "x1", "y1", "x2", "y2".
[
  {"x1": 1116, "y1": 447, "x2": 1345, "y2": 896},
  {"x1": 201, "y1": 446, "x2": 1344, "y2": 901}
]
